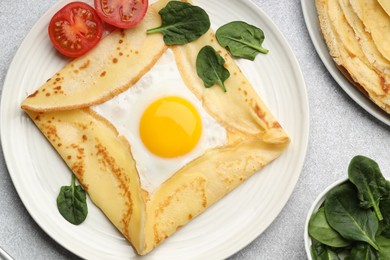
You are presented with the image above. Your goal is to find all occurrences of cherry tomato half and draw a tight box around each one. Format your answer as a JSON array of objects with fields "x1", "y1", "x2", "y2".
[
  {"x1": 48, "y1": 2, "x2": 104, "y2": 58},
  {"x1": 94, "y1": 0, "x2": 148, "y2": 29}
]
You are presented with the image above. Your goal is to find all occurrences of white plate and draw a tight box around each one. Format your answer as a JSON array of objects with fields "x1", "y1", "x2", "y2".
[
  {"x1": 301, "y1": 0, "x2": 390, "y2": 126},
  {"x1": 0, "y1": 0, "x2": 309, "y2": 259}
]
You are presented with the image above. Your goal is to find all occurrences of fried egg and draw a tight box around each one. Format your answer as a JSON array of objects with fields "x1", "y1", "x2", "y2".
[{"x1": 93, "y1": 49, "x2": 228, "y2": 192}]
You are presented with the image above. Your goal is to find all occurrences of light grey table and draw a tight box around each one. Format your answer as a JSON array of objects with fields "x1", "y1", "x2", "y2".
[{"x1": 1, "y1": 0, "x2": 389, "y2": 259}]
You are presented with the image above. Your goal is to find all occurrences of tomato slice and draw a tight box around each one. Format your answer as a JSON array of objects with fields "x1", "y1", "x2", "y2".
[
  {"x1": 94, "y1": 0, "x2": 148, "y2": 29},
  {"x1": 48, "y1": 2, "x2": 104, "y2": 58}
]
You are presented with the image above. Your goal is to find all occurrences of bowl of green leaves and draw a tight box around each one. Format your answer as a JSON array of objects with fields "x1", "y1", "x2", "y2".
[{"x1": 304, "y1": 155, "x2": 390, "y2": 259}]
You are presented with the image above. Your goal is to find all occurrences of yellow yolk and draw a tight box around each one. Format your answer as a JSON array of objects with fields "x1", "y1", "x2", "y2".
[{"x1": 139, "y1": 96, "x2": 202, "y2": 158}]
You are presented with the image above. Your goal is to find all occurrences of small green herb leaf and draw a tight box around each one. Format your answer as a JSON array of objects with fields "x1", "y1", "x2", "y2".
[
  {"x1": 196, "y1": 45, "x2": 230, "y2": 92},
  {"x1": 348, "y1": 155, "x2": 390, "y2": 221},
  {"x1": 216, "y1": 21, "x2": 269, "y2": 60},
  {"x1": 379, "y1": 198, "x2": 390, "y2": 238},
  {"x1": 57, "y1": 174, "x2": 88, "y2": 225},
  {"x1": 311, "y1": 241, "x2": 341, "y2": 260},
  {"x1": 376, "y1": 235, "x2": 390, "y2": 259},
  {"x1": 324, "y1": 182, "x2": 379, "y2": 250},
  {"x1": 309, "y1": 207, "x2": 352, "y2": 248},
  {"x1": 146, "y1": 1, "x2": 210, "y2": 45},
  {"x1": 346, "y1": 242, "x2": 378, "y2": 260}
]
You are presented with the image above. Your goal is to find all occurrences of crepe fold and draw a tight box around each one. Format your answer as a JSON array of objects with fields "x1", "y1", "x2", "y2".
[
  {"x1": 21, "y1": 0, "x2": 289, "y2": 255},
  {"x1": 377, "y1": 0, "x2": 390, "y2": 16},
  {"x1": 315, "y1": 0, "x2": 390, "y2": 113}
]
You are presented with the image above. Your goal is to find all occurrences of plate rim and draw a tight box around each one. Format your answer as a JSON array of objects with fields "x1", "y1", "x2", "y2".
[
  {"x1": 1, "y1": 0, "x2": 309, "y2": 259},
  {"x1": 300, "y1": 0, "x2": 390, "y2": 126}
]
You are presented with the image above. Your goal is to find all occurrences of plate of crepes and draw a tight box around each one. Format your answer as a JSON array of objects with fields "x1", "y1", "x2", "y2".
[
  {"x1": 1, "y1": 0, "x2": 308, "y2": 259},
  {"x1": 302, "y1": 0, "x2": 390, "y2": 126}
]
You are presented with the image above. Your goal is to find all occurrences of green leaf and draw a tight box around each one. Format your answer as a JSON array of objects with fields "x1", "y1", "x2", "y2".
[
  {"x1": 324, "y1": 182, "x2": 379, "y2": 250},
  {"x1": 376, "y1": 236, "x2": 390, "y2": 259},
  {"x1": 379, "y1": 198, "x2": 390, "y2": 238},
  {"x1": 348, "y1": 156, "x2": 389, "y2": 221},
  {"x1": 57, "y1": 174, "x2": 88, "y2": 225},
  {"x1": 346, "y1": 243, "x2": 378, "y2": 260},
  {"x1": 309, "y1": 207, "x2": 352, "y2": 247},
  {"x1": 146, "y1": 1, "x2": 210, "y2": 45},
  {"x1": 385, "y1": 180, "x2": 390, "y2": 199},
  {"x1": 215, "y1": 21, "x2": 269, "y2": 60},
  {"x1": 196, "y1": 45, "x2": 230, "y2": 92},
  {"x1": 311, "y1": 241, "x2": 341, "y2": 260}
]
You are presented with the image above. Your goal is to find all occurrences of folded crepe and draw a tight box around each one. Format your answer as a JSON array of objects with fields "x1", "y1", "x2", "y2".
[
  {"x1": 315, "y1": 0, "x2": 390, "y2": 113},
  {"x1": 377, "y1": 0, "x2": 390, "y2": 16},
  {"x1": 21, "y1": 0, "x2": 289, "y2": 255}
]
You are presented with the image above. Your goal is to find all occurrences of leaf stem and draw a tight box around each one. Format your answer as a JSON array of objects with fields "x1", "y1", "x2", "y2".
[
  {"x1": 368, "y1": 238, "x2": 380, "y2": 251},
  {"x1": 361, "y1": 174, "x2": 384, "y2": 221},
  {"x1": 242, "y1": 41, "x2": 269, "y2": 54},
  {"x1": 255, "y1": 45, "x2": 269, "y2": 54},
  {"x1": 146, "y1": 27, "x2": 162, "y2": 35},
  {"x1": 71, "y1": 174, "x2": 75, "y2": 187},
  {"x1": 223, "y1": 36, "x2": 269, "y2": 54},
  {"x1": 147, "y1": 21, "x2": 195, "y2": 35},
  {"x1": 71, "y1": 174, "x2": 75, "y2": 197},
  {"x1": 374, "y1": 204, "x2": 383, "y2": 221},
  {"x1": 218, "y1": 80, "x2": 227, "y2": 92}
]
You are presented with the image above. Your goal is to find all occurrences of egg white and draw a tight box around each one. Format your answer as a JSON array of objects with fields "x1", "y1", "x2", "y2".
[{"x1": 92, "y1": 49, "x2": 227, "y2": 193}]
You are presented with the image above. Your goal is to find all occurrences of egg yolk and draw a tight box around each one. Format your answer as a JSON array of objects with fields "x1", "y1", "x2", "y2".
[{"x1": 139, "y1": 96, "x2": 202, "y2": 158}]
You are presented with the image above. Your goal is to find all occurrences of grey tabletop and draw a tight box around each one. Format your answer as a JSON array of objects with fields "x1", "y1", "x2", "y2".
[{"x1": 1, "y1": 0, "x2": 390, "y2": 259}]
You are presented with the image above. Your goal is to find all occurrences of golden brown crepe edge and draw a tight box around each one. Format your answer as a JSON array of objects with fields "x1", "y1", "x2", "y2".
[
  {"x1": 315, "y1": 0, "x2": 390, "y2": 113},
  {"x1": 21, "y1": 0, "x2": 169, "y2": 113},
  {"x1": 140, "y1": 26, "x2": 290, "y2": 253},
  {"x1": 24, "y1": 108, "x2": 146, "y2": 252}
]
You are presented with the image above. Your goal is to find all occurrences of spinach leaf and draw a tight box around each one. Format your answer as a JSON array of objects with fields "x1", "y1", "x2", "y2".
[
  {"x1": 215, "y1": 21, "x2": 268, "y2": 60},
  {"x1": 379, "y1": 198, "x2": 390, "y2": 238},
  {"x1": 309, "y1": 207, "x2": 352, "y2": 248},
  {"x1": 376, "y1": 236, "x2": 390, "y2": 259},
  {"x1": 196, "y1": 45, "x2": 230, "y2": 92},
  {"x1": 146, "y1": 1, "x2": 210, "y2": 45},
  {"x1": 311, "y1": 241, "x2": 341, "y2": 260},
  {"x1": 345, "y1": 243, "x2": 378, "y2": 260},
  {"x1": 387, "y1": 181, "x2": 390, "y2": 197},
  {"x1": 57, "y1": 174, "x2": 88, "y2": 225},
  {"x1": 348, "y1": 155, "x2": 389, "y2": 221},
  {"x1": 324, "y1": 182, "x2": 379, "y2": 250}
]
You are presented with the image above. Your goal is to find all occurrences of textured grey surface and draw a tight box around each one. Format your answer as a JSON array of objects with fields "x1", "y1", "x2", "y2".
[{"x1": 1, "y1": 0, "x2": 389, "y2": 259}]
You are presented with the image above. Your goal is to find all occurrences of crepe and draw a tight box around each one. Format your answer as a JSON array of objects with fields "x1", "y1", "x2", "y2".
[
  {"x1": 350, "y1": 0, "x2": 390, "y2": 62},
  {"x1": 339, "y1": 0, "x2": 390, "y2": 76},
  {"x1": 21, "y1": 0, "x2": 289, "y2": 255},
  {"x1": 21, "y1": 0, "x2": 168, "y2": 112},
  {"x1": 315, "y1": 0, "x2": 390, "y2": 113},
  {"x1": 378, "y1": 0, "x2": 390, "y2": 16}
]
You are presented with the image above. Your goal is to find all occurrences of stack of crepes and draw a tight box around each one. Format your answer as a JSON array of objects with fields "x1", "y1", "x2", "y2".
[
  {"x1": 316, "y1": 0, "x2": 390, "y2": 113},
  {"x1": 21, "y1": 0, "x2": 289, "y2": 255}
]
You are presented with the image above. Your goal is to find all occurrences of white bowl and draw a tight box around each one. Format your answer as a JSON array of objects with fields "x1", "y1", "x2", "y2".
[{"x1": 303, "y1": 178, "x2": 348, "y2": 259}]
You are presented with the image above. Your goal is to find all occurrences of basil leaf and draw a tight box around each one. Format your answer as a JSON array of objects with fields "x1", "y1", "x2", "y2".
[
  {"x1": 57, "y1": 174, "x2": 88, "y2": 225},
  {"x1": 379, "y1": 198, "x2": 390, "y2": 238},
  {"x1": 325, "y1": 182, "x2": 379, "y2": 250},
  {"x1": 196, "y1": 45, "x2": 230, "y2": 92},
  {"x1": 348, "y1": 155, "x2": 389, "y2": 221},
  {"x1": 346, "y1": 243, "x2": 378, "y2": 260},
  {"x1": 309, "y1": 207, "x2": 352, "y2": 248},
  {"x1": 146, "y1": 1, "x2": 210, "y2": 45},
  {"x1": 216, "y1": 21, "x2": 269, "y2": 60},
  {"x1": 311, "y1": 241, "x2": 341, "y2": 260}
]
